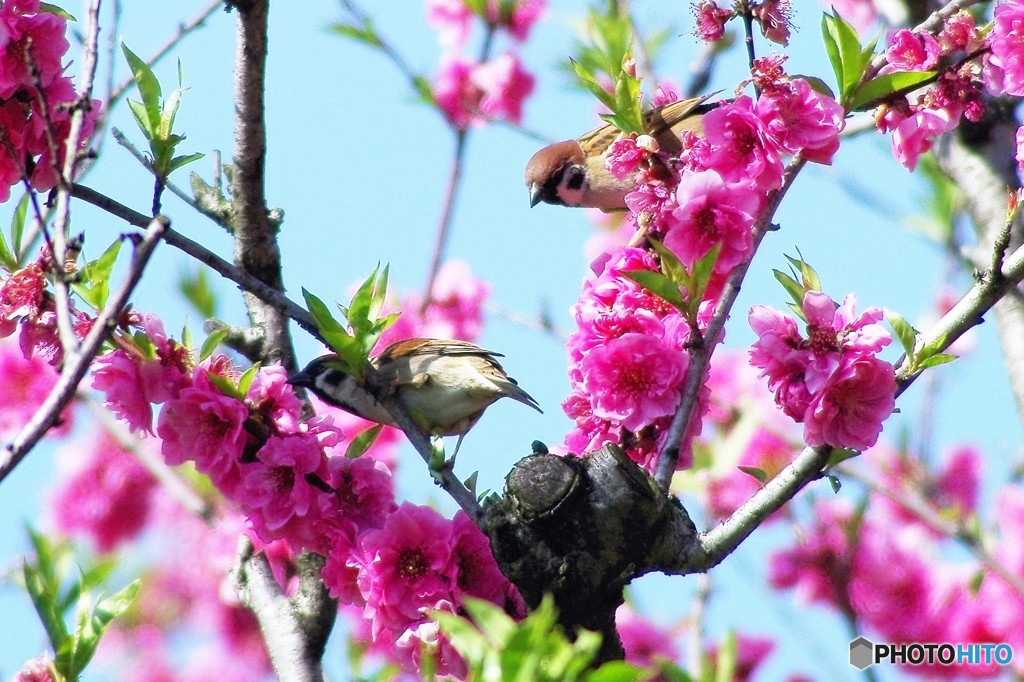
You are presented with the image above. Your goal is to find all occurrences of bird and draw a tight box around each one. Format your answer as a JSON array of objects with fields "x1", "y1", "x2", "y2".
[
  {"x1": 289, "y1": 338, "x2": 542, "y2": 459},
  {"x1": 524, "y1": 94, "x2": 720, "y2": 211}
]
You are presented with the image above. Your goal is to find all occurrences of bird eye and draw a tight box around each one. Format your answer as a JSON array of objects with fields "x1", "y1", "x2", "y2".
[{"x1": 565, "y1": 165, "x2": 585, "y2": 190}]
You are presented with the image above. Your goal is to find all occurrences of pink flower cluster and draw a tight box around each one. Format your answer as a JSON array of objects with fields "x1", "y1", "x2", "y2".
[
  {"x1": 563, "y1": 246, "x2": 710, "y2": 470},
  {"x1": 877, "y1": 12, "x2": 984, "y2": 170},
  {"x1": 0, "y1": 333, "x2": 72, "y2": 437},
  {"x1": 0, "y1": 1, "x2": 100, "y2": 202},
  {"x1": 0, "y1": 259, "x2": 94, "y2": 364},
  {"x1": 84, "y1": 306, "x2": 519, "y2": 677},
  {"x1": 748, "y1": 291, "x2": 896, "y2": 451},
  {"x1": 325, "y1": 504, "x2": 521, "y2": 677},
  {"x1": 610, "y1": 73, "x2": 842, "y2": 283},
  {"x1": 771, "y1": 446, "x2": 1024, "y2": 677},
  {"x1": 693, "y1": 0, "x2": 792, "y2": 45},
  {"x1": 428, "y1": 0, "x2": 542, "y2": 129}
]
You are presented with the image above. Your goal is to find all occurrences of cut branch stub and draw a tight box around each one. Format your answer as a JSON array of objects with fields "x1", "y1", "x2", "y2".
[{"x1": 482, "y1": 443, "x2": 699, "y2": 663}]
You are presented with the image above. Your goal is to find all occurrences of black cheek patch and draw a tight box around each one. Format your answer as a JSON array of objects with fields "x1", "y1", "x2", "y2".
[{"x1": 566, "y1": 165, "x2": 585, "y2": 190}]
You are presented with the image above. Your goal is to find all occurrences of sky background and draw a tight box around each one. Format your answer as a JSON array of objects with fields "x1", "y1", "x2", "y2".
[{"x1": 1, "y1": 1, "x2": 1022, "y2": 680}]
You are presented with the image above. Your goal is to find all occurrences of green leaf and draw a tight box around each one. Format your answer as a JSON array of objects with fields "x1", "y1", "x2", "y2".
[
  {"x1": 74, "y1": 239, "x2": 123, "y2": 310},
  {"x1": 851, "y1": 70, "x2": 936, "y2": 110},
  {"x1": 39, "y1": 3, "x2": 77, "y2": 21},
  {"x1": 7, "y1": 191, "x2": 29, "y2": 268},
  {"x1": 714, "y1": 631, "x2": 736, "y2": 682},
  {"x1": 179, "y1": 267, "x2": 218, "y2": 319},
  {"x1": 821, "y1": 11, "x2": 865, "y2": 103},
  {"x1": 168, "y1": 151, "x2": 205, "y2": 174},
  {"x1": 329, "y1": 21, "x2": 382, "y2": 47},
  {"x1": 827, "y1": 474, "x2": 842, "y2": 493},
  {"x1": 785, "y1": 253, "x2": 822, "y2": 292},
  {"x1": 884, "y1": 309, "x2": 918, "y2": 357},
  {"x1": 772, "y1": 269, "x2": 806, "y2": 312},
  {"x1": 345, "y1": 424, "x2": 383, "y2": 459},
  {"x1": 584, "y1": 661, "x2": 648, "y2": 682},
  {"x1": 570, "y1": 58, "x2": 616, "y2": 112},
  {"x1": 461, "y1": 597, "x2": 516, "y2": 647},
  {"x1": 199, "y1": 328, "x2": 228, "y2": 361},
  {"x1": 302, "y1": 288, "x2": 365, "y2": 373},
  {"x1": 687, "y1": 243, "x2": 721, "y2": 305},
  {"x1": 207, "y1": 371, "x2": 243, "y2": 400},
  {"x1": 825, "y1": 447, "x2": 859, "y2": 469},
  {"x1": 70, "y1": 580, "x2": 140, "y2": 676},
  {"x1": 237, "y1": 365, "x2": 259, "y2": 397},
  {"x1": 623, "y1": 270, "x2": 687, "y2": 313},
  {"x1": 121, "y1": 43, "x2": 162, "y2": 134},
  {"x1": 917, "y1": 352, "x2": 957, "y2": 369},
  {"x1": 737, "y1": 465, "x2": 767, "y2": 484}
]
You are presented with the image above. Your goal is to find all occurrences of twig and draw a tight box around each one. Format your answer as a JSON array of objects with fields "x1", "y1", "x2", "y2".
[
  {"x1": 836, "y1": 463, "x2": 1024, "y2": 599},
  {"x1": 685, "y1": 239, "x2": 1024, "y2": 572},
  {"x1": 0, "y1": 217, "x2": 167, "y2": 484},
  {"x1": 70, "y1": 183, "x2": 319, "y2": 336},
  {"x1": 107, "y1": 0, "x2": 223, "y2": 107},
  {"x1": 422, "y1": 130, "x2": 468, "y2": 310},
  {"x1": 654, "y1": 156, "x2": 808, "y2": 489},
  {"x1": 110, "y1": 127, "x2": 211, "y2": 221}
]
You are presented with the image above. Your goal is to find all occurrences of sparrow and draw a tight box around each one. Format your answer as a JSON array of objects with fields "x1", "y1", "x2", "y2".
[
  {"x1": 524, "y1": 94, "x2": 720, "y2": 211},
  {"x1": 289, "y1": 338, "x2": 542, "y2": 458}
]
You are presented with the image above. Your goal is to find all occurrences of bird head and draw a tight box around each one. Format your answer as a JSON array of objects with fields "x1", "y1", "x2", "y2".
[{"x1": 524, "y1": 140, "x2": 587, "y2": 207}]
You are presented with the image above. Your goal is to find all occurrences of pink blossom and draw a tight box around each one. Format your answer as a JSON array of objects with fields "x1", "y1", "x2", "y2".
[
  {"x1": 0, "y1": 7, "x2": 69, "y2": 99},
  {"x1": 236, "y1": 433, "x2": 325, "y2": 549},
  {"x1": 849, "y1": 525, "x2": 937, "y2": 642},
  {"x1": 935, "y1": 445, "x2": 982, "y2": 516},
  {"x1": 49, "y1": 432, "x2": 157, "y2": 552},
  {"x1": 0, "y1": 336, "x2": 70, "y2": 437},
  {"x1": 988, "y1": 0, "x2": 1024, "y2": 96},
  {"x1": 803, "y1": 355, "x2": 895, "y2": 450},
  {"x1": 581, "y1": 332, "x2": 685, "y2": 432},
  {"x1": 701, "y1": 96, "x2": 784, "y2": 191},
  {"x1": 422, "y1": 259, "x2": 491, "y2": 341},
  {"x1": 692, "y1": 0, "x2": 732, "y2": 42},
  {"x1": 885, "y1": 29, "x2": 940, "y2": 71},
  {"x1": 246, "y1": 365, "x2": 303, "y2": 434},
  {"x1": 472, "y1": 52, "x2": 534, "y2": 123},
  {"x1": 156, "y1": 371, "x2": 250, "y2": 490},
  {"x1": 426, "y1": 0, "x2": 473, "y2": 48},
  {"x1": 938, "y1": 11, "x2": 980, "y2": 55},
  {"x1": 756, "y1": 78, "x2": 845, "y2": 164},
  {"x1": 322, "y1": 531, "x2": 363, "y2": 604},
  {"x1": 828, "y1": 0, "x2": 877, "y2": 33},
  {"x1": 891, "y1": 106, "x2": 956, "y2": 170},
  {"x1": 752, "y1": 0, "x2": 792, "y2": 45},
  {"x1": 392, "y1": 601, "x2": 468, "y2": 679},
  {"x1": 355, "y1": 503, "x2": 454, "y2": 635},
  {"x1": 317, "y1": 453, "x2": 395, "y2": 540},
  {"x1": 769, "y1": 498, "x2": 855, "y2": 606},
  {"x1": 711, "y1": 634, "x2": 775, "y2": 682},
  {"x1": 14, "y1": 656, "x2": 54, "y2": 682},
  {"x1": 91, "y1": 350, "x2": 173, "y2": 434},
  {"x1": 605, "y1": 136, "x2": 649, "y2": 180},
  {"x1": 498, "y1": 0, "x2": 547, "y2": 42},
  {"x1": 0, "y1": 261, "x2": 45, "y2": 326},
  {"x1": 433, "y1": 53, "x2": 534, "y2": 129},
  {"x1": 666, "y1": 169, "x2": 760, "y2": 273},
  {"x1": 450, "y1": 511, "x2": 511, "y2": 605},
  {"x1": 651, "y1": 78, "x2": 681, "y2": 107},
  {"x1": 617, "y1": 604, "x2": 678, "y2": 667},
  {"x1": 1017, "y1": 124, "x2": 1024, "y2": 177}
]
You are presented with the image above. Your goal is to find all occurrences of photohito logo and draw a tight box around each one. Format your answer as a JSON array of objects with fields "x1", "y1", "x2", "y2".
[{"x1": 850, "y1": 636, "x2": 1014, "y2": 670}]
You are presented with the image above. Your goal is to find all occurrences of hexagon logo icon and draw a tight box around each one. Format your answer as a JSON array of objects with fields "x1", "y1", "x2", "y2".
[{"x1": 850, "y1": 637, "x2": 874, "y2": 670}]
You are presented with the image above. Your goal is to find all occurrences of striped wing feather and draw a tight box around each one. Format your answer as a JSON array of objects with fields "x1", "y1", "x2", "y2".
[{"x1": 578, "y1": 94, "x2": 718, "y2": 157}]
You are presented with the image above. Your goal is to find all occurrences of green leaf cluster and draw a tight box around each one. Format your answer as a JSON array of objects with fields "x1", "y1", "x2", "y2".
[
  {"x1": 435, "y1": 596, "x2": 646, "y2": 682},
  {"x1": 302, "y1": 265, "x2": 399, "y2": 381},
  {"x1": 772, "y1": 253, "x2": 823, "y2": 321},
  {"x1": 623, "y1": 240, "x2": 719, "y2": 325},
  {"x1": 21, "y1": 527, "x2": 139, "y2": 682},
  {"x1": 569, "y1": 6, "x2": 645, "y2": 134},
  {"x1": 121, "y1": 43, "x2": 204, "y2": 181},
  {"x1": 821, "y1": 12, "x2": 934, "y2": 110},
  {"x1": 71, "y1": 239, "x2": 122, "y2": 310},
  {"x1": 0, "y1": 193, "x2": 39, "y2": 272},
  {"x1": 885, "y1": 308, "x2": 957, "y2": 378}
]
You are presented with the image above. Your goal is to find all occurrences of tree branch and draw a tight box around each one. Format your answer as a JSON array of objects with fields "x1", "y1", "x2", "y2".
[{"x1": 0, "y1": 217, "x2": 168, "y2": 484}]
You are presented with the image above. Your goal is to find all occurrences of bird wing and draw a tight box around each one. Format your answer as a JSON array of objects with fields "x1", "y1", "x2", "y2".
[{"x1": 578, "y1": 94, "x2": 720, "y2": 158}]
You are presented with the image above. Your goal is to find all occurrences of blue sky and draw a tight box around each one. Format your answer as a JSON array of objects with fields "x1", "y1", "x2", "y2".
[{"x1": 1, "y1": 2, "x2": 1021, "y2": 680}]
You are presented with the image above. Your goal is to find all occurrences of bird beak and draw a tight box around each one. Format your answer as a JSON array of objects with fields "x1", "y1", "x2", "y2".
[
  {"x1": 287, "y1": 369, "x2": 311, "y2": 387},
  {"x1": 529, "y1": 183, "x2": 544, "y2": 208}
]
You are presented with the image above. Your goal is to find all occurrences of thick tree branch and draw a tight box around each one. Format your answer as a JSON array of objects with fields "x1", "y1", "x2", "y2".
[
  {"x1": 233, "y1": 539, "x2": 335, "y2": 682},
  {"x1": 0, "y1": 217, "x2": 167, "y2": 484},
  {"x1": 230, "y1": 0, "x2": 296, "y2": 373}
]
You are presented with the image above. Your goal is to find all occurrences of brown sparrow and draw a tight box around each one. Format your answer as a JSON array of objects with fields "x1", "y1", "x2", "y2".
[
  {"x1": 524, "y1": 95, "x2": 720, "y2": 211},
  {"x1": 289, "y1": 338, "x2": 541, "y2": 457}
]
